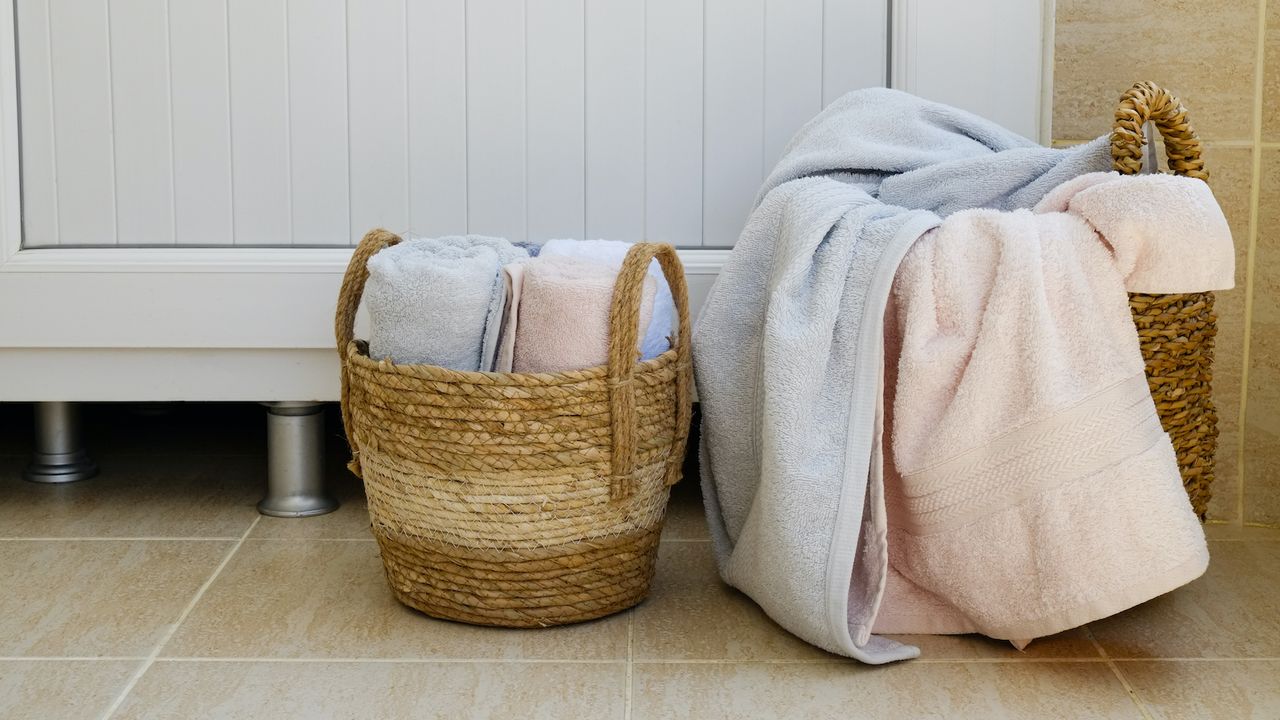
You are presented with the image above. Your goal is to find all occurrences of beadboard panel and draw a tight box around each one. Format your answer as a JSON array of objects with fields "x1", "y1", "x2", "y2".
[{"x1": 13, "y1": 0, "x2": 887, "y2": 248}]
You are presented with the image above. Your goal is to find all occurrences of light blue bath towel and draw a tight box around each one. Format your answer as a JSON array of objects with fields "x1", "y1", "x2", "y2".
[{"x1": 365, "y1": 235, "x2": 527, "y2": 370}]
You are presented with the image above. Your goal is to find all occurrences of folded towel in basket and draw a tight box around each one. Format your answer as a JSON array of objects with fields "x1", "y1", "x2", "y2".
[
  {"x1": 874, "y1": 172, "x2": 1233, "y2": 646},
  {"x1": 541, "y1": 239, "x2": 675, "y2": 360},
  {"x1": 365, "y1": 235, "x2": 527, "y2": 370},
  {"x1": 492, "y1": 262, "x2": 527, "y2": 373},
  {"x1": 511, "y1": 255, "x2": 656, "y2": 373}
]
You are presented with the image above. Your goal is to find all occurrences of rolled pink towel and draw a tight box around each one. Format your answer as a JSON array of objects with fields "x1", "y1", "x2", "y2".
[{"x1": 511, "y1": 256, "x2": 656, "y2": 373}]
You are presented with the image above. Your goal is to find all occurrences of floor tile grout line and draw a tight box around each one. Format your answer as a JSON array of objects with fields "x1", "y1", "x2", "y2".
[
  {"x1": 240, "y1": 536, "x2": 377, "y2": 543},
  {"x1": 1086, "y1": 627, "x2": 1155, "y2": 720},
  {"x1": 631, "y1": 657, "x2": 1117, "y2": 665},
  {"x1": 152, "y1": 657, "x2": 629, "y2": 665},
  {"x1": 0, "y1": 537, "x2": 244, "y2": 542},
  {"x1": 120, "y1": 656, "x2": 1128, "y2": 665},
  {"x1": 98, "y1": 515, "x2": 262, "y2": 720},
  {"x1": 625, "y1": 611, "x2": 634, "y2": 720},
  {"x1": 1111, "y1": 657, "x2": 1280, "y2": 663},
  {"x1": 0, "y1": 656, "x2": 148, "y2": 662}
]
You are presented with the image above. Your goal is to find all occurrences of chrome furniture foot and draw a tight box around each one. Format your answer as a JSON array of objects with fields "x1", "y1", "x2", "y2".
[
  {"x1": 24, "y1": 402, "x2": 98, "y2": 484},
  {"x1": 258, "y1": 402, "x2": 337, "y2": 517}
]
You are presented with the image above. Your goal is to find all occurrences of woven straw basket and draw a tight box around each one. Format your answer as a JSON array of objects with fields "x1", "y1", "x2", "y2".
[
  {"x1": 336, "y1": 230, "x2": 693, "y2": 627},
  {"x1": 1111, "y1": 81, "x2": 1218, "y2": 518}
]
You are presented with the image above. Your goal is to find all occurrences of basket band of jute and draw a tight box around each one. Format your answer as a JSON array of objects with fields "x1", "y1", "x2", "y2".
[{"x1": 1110, "y1": 81, "x2": 1218, "y2": 518}]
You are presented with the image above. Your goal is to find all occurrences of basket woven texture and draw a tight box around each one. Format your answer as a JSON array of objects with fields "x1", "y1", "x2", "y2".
[
  {"x1": 337, "y1": 230, "x2": 693, "y2": 627},
  {"x1": 1111, "y1": 81, "x2": 1217, "y2": 518}
]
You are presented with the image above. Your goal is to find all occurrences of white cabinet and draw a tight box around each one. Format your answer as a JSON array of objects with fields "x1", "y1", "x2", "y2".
[{"x1": 0, "y1": 0, "x2": 1052, "y2": 400}]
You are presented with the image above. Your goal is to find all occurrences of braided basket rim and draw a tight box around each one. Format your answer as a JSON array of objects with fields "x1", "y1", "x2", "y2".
[{"x1": 343, "y1": 339, "x2": 682, "y2": 386}]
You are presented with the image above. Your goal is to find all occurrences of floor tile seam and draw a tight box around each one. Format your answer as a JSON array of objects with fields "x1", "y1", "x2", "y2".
[
  {"x1": 629, "y1": 657, "x2": 1116, "y2": 665},
  {"x1": 0, "y1": 536, "x2": 244, "y2": 542},
  {"x1": 0, "y1": 656, "x2": 148, "y2": 662},
  {"x1": 1086, "y1": 626, "x2": 1156, "y2": 720},
  {"x1": 151, "y1": 657, "x2": 628, "y2": 665},
  {"x1": 241, "y1": 536, "x2": 376, "y2": 543},
  {"x1": 98, "y1": 515, "x2": 261, "y2": 720},
  {"x1": 625, "y1": 611, "x2": 635, "y2": 720},
  {"x1": 1109, "y1": 656, "x2": 1280, "y2": 662}
]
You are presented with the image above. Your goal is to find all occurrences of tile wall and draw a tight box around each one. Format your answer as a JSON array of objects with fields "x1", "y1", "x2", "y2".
[{"x1": 1055, "y1": 0, "x2": 1278, "y2": 524}]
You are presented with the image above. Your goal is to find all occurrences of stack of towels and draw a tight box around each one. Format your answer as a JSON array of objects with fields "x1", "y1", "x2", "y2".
[
  {"x1": 363, "y1": 236, "x2": 672, "y2": 373},
  {"x1": 694, "y1": 87, "x2": 1235, "y2": 664}
]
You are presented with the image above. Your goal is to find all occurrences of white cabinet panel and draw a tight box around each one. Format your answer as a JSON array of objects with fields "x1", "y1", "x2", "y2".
[
  {"x1": 465, "y1": 0, "x2": 525, "y2": 241},
  {"x1": 109, "y1": 0, "x2": 173, "y2": 246},
  {"x1": 227, "y1": 0, "x2": 290, "y2": 245},
  {"x1": 645, "y1": 0, "x2": 703, "y2": 247},
  {"x1": 892, "y1": 0, "x2": 1049, "y2": 142},
  {"x1": 169, "y1": 0, "x2": 232, "y2": 246},
  {"x1": 763, "y1": 0, "x2": 823, "y2": 169},
  {"x1": 407, "y1": 0, "x2": 467, "y2": 238},
  {"x1": 702, "y1": 0, "x2": 765, "y2": 248},
  {"x1": 15, "y1": 0, "x2": 908, "y2": 249},
  {"x1": 48, "y1": 0, "x2": 115, "y2": 245},
  {"x1": 348, "y1": 0, "x2": 408, "y2": 239},
  {"x1": 287, "y1": 0, "x2": 349, "y2": 246},
  {"x1": 527, "y1": 0, "x2": 586, "y2": 242},
  {"x1": 823, "y1": 0, "x2": 888, "y2": 106},
  {"x1": 585, "y1": 0, "x2": 645, "y2": 242},
  {"x1": 14, "y1": 0, "x2": 56, "y2": 246}
]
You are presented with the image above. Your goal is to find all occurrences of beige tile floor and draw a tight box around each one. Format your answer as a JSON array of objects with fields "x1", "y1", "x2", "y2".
[{"x1": 1, "y1": 403, "x2": 1279, "y2": 719}]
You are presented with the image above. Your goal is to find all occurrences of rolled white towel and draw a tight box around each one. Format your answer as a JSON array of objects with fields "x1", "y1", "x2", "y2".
[{"x1": 365, "y1": 235, "x2": 527, "y2": 370}]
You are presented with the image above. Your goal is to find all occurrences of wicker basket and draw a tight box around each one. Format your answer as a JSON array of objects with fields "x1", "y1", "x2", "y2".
[
  {"x1": 336, "y1": 230, "x2": 693, "y2": 627},
  {"x1": 1111, "y1": 81, "x2": 1217, "y2": 518}
]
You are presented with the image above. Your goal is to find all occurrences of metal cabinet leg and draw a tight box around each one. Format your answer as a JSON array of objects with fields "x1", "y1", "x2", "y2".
[
  {"x1": 24, "y1": 402, "x2": 98, "y2": 484},
  {"x1": 258, "y1": 402, "x2": 338, "y2": 517}
]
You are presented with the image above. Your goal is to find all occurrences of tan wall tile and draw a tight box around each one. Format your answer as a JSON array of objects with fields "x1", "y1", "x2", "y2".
[
  {"x1": 1245, "y1": 150, "x2": 1280, "y2": 523},
  {"x1": 1263, "y1": 1, "x2": 1280, "y2": 140},
  {"x1": 1203, "y1": 146, "x2": 1255, "y2": 521},
  {"x1": 1054, "y1": 0, "x2": 1259, "y2": 142}
]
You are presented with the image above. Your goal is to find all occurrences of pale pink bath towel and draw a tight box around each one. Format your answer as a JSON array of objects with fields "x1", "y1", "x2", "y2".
[
  {"x1": 873, "y1": 173, "x2": 1234, "y2": 646},
  {"x1": 510, "y1": 256, "x2": 655, "y2": 373}
]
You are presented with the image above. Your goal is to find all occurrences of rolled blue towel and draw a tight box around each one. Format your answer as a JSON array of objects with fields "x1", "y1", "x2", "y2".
[
  {"x1": 513, "y1": 239, "x2": 543, "y2": 257},
  {"x1": 365, "y1": 235, "x2": 527, "y2": 370}
]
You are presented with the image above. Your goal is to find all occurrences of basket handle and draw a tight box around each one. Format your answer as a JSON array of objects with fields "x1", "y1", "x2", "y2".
[
  {"x1": 335, "y1": 228, "x2": 403, "y2": 476},
  {"x1": 1111, "y1": 81, "x2": 1208, "y2": 181},
  {"x1": 606, "y1": 242, "x2": 693, "y2": 498}
]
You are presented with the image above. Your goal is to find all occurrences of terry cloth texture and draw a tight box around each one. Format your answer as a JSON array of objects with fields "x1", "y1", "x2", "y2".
[
  {"x1": 511, "y1": 255, "x2": 655, "y2": 373},
  {"x1": 365, "y1": 235, "x2": 527, "y2": 370},
  {"x1": 541, "y1": 239, "x2": 676, "y2": 360},
  {"x1": 874, "y1": 172, "x2": 1231, "y2": 646},
  {"x1": 695, "y1": 87, "x2": 1114, "y2": 664},
  {"x1": 493, "y1": 262, "x2": 527, "y2": 373}
]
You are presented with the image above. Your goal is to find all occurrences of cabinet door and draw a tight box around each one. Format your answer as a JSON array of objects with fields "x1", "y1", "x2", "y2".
[{"x1": 13, "y1": 0, "x2": 1046, "y2": 250}]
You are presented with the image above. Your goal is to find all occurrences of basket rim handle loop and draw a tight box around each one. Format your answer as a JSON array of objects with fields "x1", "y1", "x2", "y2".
[
  {"x1": 335, "y1": 228, "x2": 403, "y2": 477},
  {"x1": 1111, "y1": 81, "x2": 1207, "y2": 181},
  {"x1": 606, "y1": 242, "x2": 693, "y2": 498}
]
